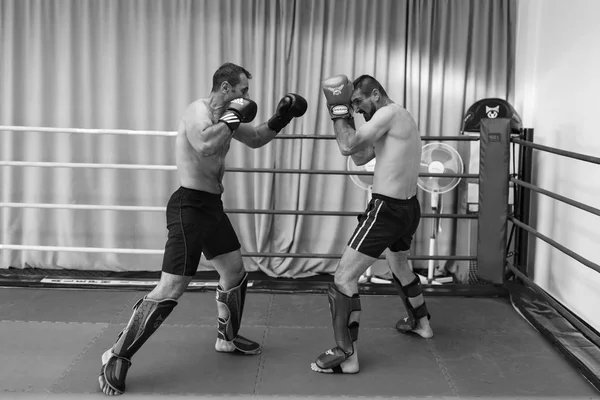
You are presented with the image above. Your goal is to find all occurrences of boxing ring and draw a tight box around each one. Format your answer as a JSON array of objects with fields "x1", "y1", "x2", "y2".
[{"x1": 1, "y1": 120, "x2": 599, "y2": 399}]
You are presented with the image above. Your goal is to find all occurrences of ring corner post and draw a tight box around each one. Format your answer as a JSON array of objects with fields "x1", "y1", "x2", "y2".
[
  {"x1": 477, "y1": 118, "x2": 511, "y2": 284},
  {"x1": 517, "y1": 128, "x2": 534, "y2": 279}
]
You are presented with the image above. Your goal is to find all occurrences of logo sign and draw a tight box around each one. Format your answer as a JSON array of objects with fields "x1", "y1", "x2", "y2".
[
  {"x1": 489, "y1": 133, "x2": 501, "y2": 142},
  {"x1": 332, "y1": 105, "x2": 349, "y2": 115},
  {"x1": 486, "y1": 106, "x2": 500, "y2": 118},
  {"x1": 325, "y1": 84, "x2": 345, "y2": 96}
]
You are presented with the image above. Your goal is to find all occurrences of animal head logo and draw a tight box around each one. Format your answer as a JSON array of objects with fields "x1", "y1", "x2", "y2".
[
  {"x1": 325, "y1": 84, "x2": 345, "y2": 96},
  {"x1": 486, "y1": 106, "x2": 500, "y2": 118}
]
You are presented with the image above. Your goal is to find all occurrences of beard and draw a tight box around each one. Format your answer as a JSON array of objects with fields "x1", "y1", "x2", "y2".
[{"x1": 362, "y1": 103, "x2": 376, "y2": 121}]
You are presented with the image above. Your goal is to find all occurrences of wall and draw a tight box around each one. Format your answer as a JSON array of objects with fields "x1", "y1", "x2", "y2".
[{"x1": 515, "y1": 0, "x2": 600, "y2": 332}]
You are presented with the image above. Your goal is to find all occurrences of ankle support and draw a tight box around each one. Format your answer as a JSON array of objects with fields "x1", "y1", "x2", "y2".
[
  {"x1": 216, "y1": 273, "x2": 249, "y2": 341},
  {"x1": 392, "y1": 273, "x2": 430, "y2": 329},
  {"x1": 328, "y1": 284, "x2": 361, "y2": 356},
  {"x1": 112, "y1": 296, "x2": 177, "y2": 359}
]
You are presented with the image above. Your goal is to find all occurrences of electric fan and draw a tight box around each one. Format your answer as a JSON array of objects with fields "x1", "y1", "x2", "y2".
[{"x1": 417, "y1": 142, "x2": 464, "y2": 284}]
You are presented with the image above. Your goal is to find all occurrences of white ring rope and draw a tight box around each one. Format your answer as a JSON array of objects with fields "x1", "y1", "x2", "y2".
[
  {"x1": 0, "y1": 202, "x2": 164, "y2": 212},
  {"x1": 0, "y1": 161, "x2": 176, "y2": 170},
  {"x1": 0, "y1": 244, "x2": 163, "y2": 254},
  {"x1": 0, "y1": 125, "x2": 177, "y2": 137},
  {"x1": 0, "y1": 125, "x2": 321, "y2": 256}
]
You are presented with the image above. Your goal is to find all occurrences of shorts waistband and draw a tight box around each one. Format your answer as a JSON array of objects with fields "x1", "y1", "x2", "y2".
[
  {"x1": 372, "y1": 193, "x2": 417, "y2": 204},
  {"x1": 179, "y1": 186, "x2": 222, "y2": 198}
]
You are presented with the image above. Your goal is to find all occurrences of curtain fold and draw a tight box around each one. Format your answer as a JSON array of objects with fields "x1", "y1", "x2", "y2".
[{"x1": 0, "y1": 0, "x2": 516, "y2": 277}]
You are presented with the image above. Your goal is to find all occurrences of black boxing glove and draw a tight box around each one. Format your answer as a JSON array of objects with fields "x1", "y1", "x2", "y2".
[
  {"x1": 219, "y1": 98, "x2": 258, "y2": 131},
  {"x1": 267, "y1": 93, "x2": 308, "y2": 133}
]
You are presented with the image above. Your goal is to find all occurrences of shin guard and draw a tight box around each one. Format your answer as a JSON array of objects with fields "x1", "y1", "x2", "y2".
[
  {"x1": 392, "y1": 273, "x2": 430, "y2": 332},
  {"x1": 101, "y1": 296, "x2": 177, "y2": 394},
  {"x1": 216, "y1": 273, "x2": 260, "y2": 354},
  {"x1": 316, "y1": 284, "x2": 361, "y2": 371}
]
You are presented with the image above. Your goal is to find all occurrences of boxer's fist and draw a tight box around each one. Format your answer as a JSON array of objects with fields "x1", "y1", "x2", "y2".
[
  {"x1": 219, "y1": 98, "x2": 258, "y2": 131},
  {"x1": 322, "y1": 74, "x2": 353, "y2": 119},
  {"x1": 267, "y1": 93, "x2": 308, "y2": 133}
]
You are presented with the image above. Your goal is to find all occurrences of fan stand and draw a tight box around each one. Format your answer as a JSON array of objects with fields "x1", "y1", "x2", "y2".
[{"x1": 427, "y1": 191, "x2": 453, "y2": 285}]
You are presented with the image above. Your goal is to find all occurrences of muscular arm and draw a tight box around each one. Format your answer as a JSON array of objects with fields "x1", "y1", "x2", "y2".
[
  {"x1": 186, "y1": 120, "x2": 234, "y2": 157},
  {"x1": 182, "y1": 102, "x2": 234, "y2": 157},
  {"x1": 233, "y1": 122, "x2": 278, "y2": 148},
  {"x1": 333, "y1": 106, "x2": 394, "y2": 156},
  {"x1": 350, "y1": 145, "x2": 376, "y2": 166}
]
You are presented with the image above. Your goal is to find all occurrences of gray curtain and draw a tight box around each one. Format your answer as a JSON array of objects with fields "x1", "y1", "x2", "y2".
[{"x1": 0, "y1": 0, "x2": 516, "y2": 278}]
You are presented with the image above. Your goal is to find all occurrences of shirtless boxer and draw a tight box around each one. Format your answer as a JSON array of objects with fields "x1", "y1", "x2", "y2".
[
  {"x1": 99, "y1": 62, "x2": 307, "y2": 395},
  {"x1": 311, "y1": 74, "x2": 432, "y2": 374}
]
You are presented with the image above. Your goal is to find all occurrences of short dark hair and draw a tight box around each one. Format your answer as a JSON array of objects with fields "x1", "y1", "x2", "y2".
[
  {"x1": 352, "y1": 74, "x2": 388, "y2": 98},
  {"x1": 211, "y1": 62, "x2": 252, "y2": 92}
]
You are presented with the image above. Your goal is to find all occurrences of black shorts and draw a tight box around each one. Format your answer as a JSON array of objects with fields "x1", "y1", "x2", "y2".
[
  {"x1": 347, "y1": 193, "x2": 421, "y2": 258},
  {"x1": 161, "y1": 187, "x2": 241, "y2": 276}
]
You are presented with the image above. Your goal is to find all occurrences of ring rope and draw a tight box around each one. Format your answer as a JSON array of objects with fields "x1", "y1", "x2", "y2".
[
  {"x1": 509, "y1": 217, "x2": 600, "y2": 274},
  {"x1": 0, "y1": 125, "x2": 177, "y2": 136},
  {"x1": 0, "y1": 126, "x2": 479, "y2": 142},
  {"x1": 0, "y1": 161, "x2": 475, "y2": 178},
  {"x1": 0, "y1": 202, "x2": 476, "y2": 219},
  {"x1": 1, "y1": 124, "x2": 478, "y2": 262},
  {"x1": 0, "y1": 244, "x2": 475, "y2": 261},
  {"x1": 0, "y1": 161, "x2": 176, "y2": 170},
  {"x1": 0, "y1": 244, "x2": 164, "y2": 254},
  {"x1": 512, "y1": 138, "x2": 600, "y2": 165},
  {"x1": 511, "y1": 178, "x2": 600, "y2": 217}
]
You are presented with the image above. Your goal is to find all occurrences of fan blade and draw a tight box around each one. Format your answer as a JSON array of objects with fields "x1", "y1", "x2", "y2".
[
  {"x1": 431, "y1": 149, "x2": 452, "y2": 163},
  {"x1": 437, "y1": 177, "x2": 456, "y2": 188}
]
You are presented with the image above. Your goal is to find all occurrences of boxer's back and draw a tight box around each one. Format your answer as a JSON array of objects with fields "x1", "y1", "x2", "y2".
[{"x1": 176, "y1": 99, "x2": 229, "y2": 194}]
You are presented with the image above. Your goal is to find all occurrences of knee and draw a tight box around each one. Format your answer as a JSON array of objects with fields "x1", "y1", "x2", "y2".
[
  {"x1": 218, "y1": 268, "x2": 246, "y2": 290},
  {"x1": 150, "y1": 277, "x2": 189, "y2": 300},
  {"x1": 391, "y1": 250, "x2": 410, "y2": 266}
]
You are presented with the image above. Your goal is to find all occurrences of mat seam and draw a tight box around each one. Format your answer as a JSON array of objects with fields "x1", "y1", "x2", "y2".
[
  {"x1": 253, "y1": 292, "x2": 274, "y2": 395},
  {"x1": 45, "y1": 299, "x2": 132, "y2": 394},
  {"x1": 426, "y1": 337, "x2": 459, "y2": 398}
]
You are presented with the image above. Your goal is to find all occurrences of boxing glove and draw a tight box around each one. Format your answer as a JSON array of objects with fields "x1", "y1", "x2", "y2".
[
  {"x1": 322, "y1": 74, "x2": 353, "y2": 119},
  {"x1": 219, "y1": 98, "x2": 258, "y2": 131},
  {"x1": 267, "y1": 93, "x2": 308, "y2": 133}
]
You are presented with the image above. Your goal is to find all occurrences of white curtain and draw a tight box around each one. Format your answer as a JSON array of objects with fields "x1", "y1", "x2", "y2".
[{"x1": 0, "y1": 0, "x2": 517, "y2": 277}]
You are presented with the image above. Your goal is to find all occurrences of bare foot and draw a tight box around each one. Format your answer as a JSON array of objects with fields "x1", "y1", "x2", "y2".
[
  {"x1": 397, "y1": 316, "x2": 433, "y2": 338},
  {"x1": 311, "y1": 344, "x2": 359, "y2": 374},
  {"x1": 99, "y1": 349, "x2": 129, "y2": 396}
]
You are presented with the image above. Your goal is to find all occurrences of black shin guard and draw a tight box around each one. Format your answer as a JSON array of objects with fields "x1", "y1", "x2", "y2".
[
  {"x1": 392, "y1": 273, "x2": 430, "y2": 332},
  {"x1": 112, "y1": 296, "x2": 178, "y2": 358},
  {"x1": 316, "y1": 284, "x2": 361, "y2": 370},
  {"x1": 215, "y1": 273, "x2": 260, "y2": 354},
  {"x1": 101, "y1": 296, "x2": 177, "y2": 394}
]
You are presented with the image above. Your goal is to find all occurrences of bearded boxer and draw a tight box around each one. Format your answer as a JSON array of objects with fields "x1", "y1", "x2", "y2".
[
  {"x1": 311, "y1": 74, "x2": 432, "y2": 374},
  {"x1": 99, "y1": 62, "x2": 308, "y2": 395}
]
